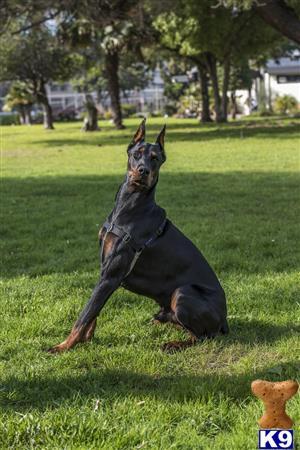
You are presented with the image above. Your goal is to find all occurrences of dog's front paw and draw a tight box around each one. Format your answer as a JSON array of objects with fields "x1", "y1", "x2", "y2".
[{"x1": 46, "y1": 342, "x2": 68, "y2": 354}]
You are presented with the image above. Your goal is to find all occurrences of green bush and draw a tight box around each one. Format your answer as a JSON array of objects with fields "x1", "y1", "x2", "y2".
[
  {"x1": 149, "y1": 111, "x2": 163, "y2": 118},
  {"x1": 122, "y1": 103, "x2": 137, "y2": 118},
  {"x1": 259, "y1": 110, "x2": 274, "y2": 117},
  {"x1": 0, "y1": 112, "x2": 20, "y2": 125},
  {"x1": 164, "y1": 102, "x2": 177, "y2": 116},
  {"x1": 103, "y1": 110, "x2": 113, "y2": 120},
  {"x1": 31, "y1": 110, "x2": 44, "y2": 124},
  {"x1": 273, "y1": 95, "x2": 298, "y2": 114}
]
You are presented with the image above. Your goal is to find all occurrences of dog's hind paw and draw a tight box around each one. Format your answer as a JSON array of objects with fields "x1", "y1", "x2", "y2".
[
  {"x1": 161, "y1": 340, "x2": 194, "y2": 353},
  {"x1": 150, "y1": 318, "x2": 162, "y2": 325}
]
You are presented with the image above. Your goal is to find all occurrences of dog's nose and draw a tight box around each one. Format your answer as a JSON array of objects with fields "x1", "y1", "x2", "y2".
[{"x1": 138, "y1": 167, "x2": 149, "y2": 176}]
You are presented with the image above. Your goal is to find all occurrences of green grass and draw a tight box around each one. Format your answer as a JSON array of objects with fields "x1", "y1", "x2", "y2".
[{"x1": 1, "y1": 117, "x2": 300, "y2": 449}]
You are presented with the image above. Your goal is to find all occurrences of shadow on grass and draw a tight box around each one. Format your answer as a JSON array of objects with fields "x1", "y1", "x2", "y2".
[
  {"x1": 88, "y1": 317, "x2": 300, "y2": 353},
  {"x1": 32, "y1": 120, "x2": 300, "y2": 148},
  {"x1": 222, "y1": 318, "x2": 300, "y2": 345},
  {"x1": 1, "y1": 360, "x2": 299, "y2": 412},
  {"x1": 1, "y1": 171, "x2": 299, "y2": 278}
]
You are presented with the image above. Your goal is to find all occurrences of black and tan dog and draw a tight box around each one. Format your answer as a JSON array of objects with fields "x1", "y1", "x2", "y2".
[{"x1": 48, "y1": 119, "x2": 228, "y2": 353}]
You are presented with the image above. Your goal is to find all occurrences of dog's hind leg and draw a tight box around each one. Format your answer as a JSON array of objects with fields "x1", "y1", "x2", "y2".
[
  {"x1": 161, "y1": 285, "x2": 227, "y2": 353},
  {"x1": 152, "y1": 307, "x2": 177, "y2": 324}
]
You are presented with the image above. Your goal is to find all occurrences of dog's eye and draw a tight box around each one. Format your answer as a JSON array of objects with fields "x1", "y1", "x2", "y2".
[
  {"x1": 133, "y1": 152, "x2": 141, "y2": 160},
  {"x1": 151, "y1": 154, "x2": 158, "y2": 161}
]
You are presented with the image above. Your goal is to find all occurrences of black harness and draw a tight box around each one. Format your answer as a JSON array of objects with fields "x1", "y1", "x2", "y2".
[{"x1": 101, "y1": 217, "x2": 168, "y2": 277}]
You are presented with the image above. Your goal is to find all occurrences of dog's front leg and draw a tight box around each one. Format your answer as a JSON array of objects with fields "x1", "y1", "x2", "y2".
[
  {"x1": 47, "y1": 278, "x2": 118, "y2": 353},
  {"x1": 47, "y1": 243, "x2": 132, "y2": 353}
]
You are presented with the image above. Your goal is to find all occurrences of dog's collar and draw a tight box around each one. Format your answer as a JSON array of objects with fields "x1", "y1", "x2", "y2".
[{"x1": 101, "y1": 217, "x2": 168, "y2": 277}]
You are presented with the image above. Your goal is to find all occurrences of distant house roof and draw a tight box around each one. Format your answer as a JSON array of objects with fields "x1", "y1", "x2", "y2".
[
  {"x1": 266, "y1": 56, "x2": 300, "y2": 76},
  {"x1": 171, "y1": 75, "x2": 189, "y2": 84}
]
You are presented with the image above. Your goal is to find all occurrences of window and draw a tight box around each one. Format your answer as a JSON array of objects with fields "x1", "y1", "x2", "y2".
[{"x1": 277, "y1": 75, "x2": 300, "y2": 83}]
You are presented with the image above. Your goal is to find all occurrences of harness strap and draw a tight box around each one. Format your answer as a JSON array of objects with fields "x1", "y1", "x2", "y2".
[
  {"x1": 102, "y1": 221, "x2": 140, "y2": 251},
  {"x1": 124, "y1": 248, "x2": 143, "y2": 278},
  {"x1": 101, "y1": 217, "x2": 167, "y2": 278}
]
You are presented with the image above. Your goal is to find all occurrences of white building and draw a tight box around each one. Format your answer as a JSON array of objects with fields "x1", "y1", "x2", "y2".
[
  {"x1": 264, "y1": 52, "x2": 300, "y2": 103},
  {"x1": 45, "y1": 66, "x2": 165, "y2": 116},
  {"x1": 233, "y1": 53, "x2": 300, "y2": 115}
]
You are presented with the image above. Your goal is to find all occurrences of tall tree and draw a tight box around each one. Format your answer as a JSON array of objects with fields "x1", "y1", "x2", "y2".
[
  {"x1": 56, "y1": 1, "x2": 155, "y2": 129},
  {"x1": 0, "y1": 24, "x2": 75, "y2": 129},
  {"x1": 228, "y1": 61, "x2": 254, "y2": 119},
  {"x1": 0, "y1": 1, "x2": 147, "y2": 129},
  {"x1": 71, "y1": 47, "x2": 105, "y2": 131},
  {"x1": 4, "y1": 81, "x2": 34, "y2": 124},
  {"x1": 155, "y1": 8, "x2": 231, "y2": 122},
  {"x1": 197, "y1": 60, "x2": 212, "y2": 122},
  {"x1": 1, "y1": 2, "x2": 163, "y2": 129},
  {"x1": 154, "y1": 14, "x2": 213, "y2": 122},
  {"x1": 182, "y1": 1, "x2": 283, "y2": 122},
  {"x1": 155, "y1": 1, "x2": 283, "y2": 122}
]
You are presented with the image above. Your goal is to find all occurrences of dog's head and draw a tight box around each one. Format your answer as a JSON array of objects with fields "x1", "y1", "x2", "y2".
[{"x1": 127, "y1": 118, "x2": 166, "y2": 191}]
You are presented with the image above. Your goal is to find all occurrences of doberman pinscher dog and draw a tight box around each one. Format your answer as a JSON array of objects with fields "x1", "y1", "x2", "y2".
[{"x1": 48, "y1": 119, "x2": 228, "y2": 353}]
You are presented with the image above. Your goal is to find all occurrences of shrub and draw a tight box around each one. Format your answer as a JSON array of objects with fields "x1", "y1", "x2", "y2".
[
  {"x1": 31, "y1": 110, "x2": 44, "y2": 124},
  {"x1": 103, "y1": 110, "x2": 113, "y2": 120},
  {"x1": 149, "y1": 111, "x2": 163, "y2": 118},
  {"x1": 134, "y1": 112, "x2": 148, "y2": 118},
  {"x1": 259, "y1": 110, "x2": 274, "y2": 117},
  {"x1": 273, "y1": 95, "x2": 298, "y2": 114},
  {"x1": 164, "y1": 102, "x2": 177, "y2": 116},
  {"x1": 0, "y1": 112, "x2": 20, "y2": 125},
  {"x1": 55, "y1": 110, "x2": 78, "y2": 122},
  {"x1": 122, "y1": 103, "x2": 137, "y2": 118}
]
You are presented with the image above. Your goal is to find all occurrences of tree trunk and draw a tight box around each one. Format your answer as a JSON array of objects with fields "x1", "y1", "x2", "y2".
[
  {"x1": 258, "y1": 74, "x2": 267, "y2": 113},
  {"x1": 255, "y1": 0, "x2": 300, "y2": 45},
  {"x1": 36, "y1": 82, "x2": 54, "y2": 129},
  {"x1": 105, "y1": 50, "x2": 125, "y2": 129},
  {"x1": 198, "y1": 63, "x2": 212, "y2": 123},
  {"x1": 81, "y1": 94, "x2": 100, "y2": 131},
  {"x1": 18, "y1": 105, "x2": 26, "y2": 125},
  {"x1": 221, "y1": 57, "x2": 230, "y2": 122},
  {"x1": 24, "y1": 105, "x2": 32, "y2": 125},
  {"x1": 205, "y1": 52, "x2": 225, "y2": 123},
  {"x1": 42, "y1": 101, "x2": 54, "y2": 129},
  {"x1": 231, "y1": 92, "x2": 237, "y2": 119}
]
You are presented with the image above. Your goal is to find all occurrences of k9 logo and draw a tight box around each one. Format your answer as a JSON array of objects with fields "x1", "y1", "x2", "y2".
[{"x1": 258, "y1": 430, "x2": 294, "y2": 449}]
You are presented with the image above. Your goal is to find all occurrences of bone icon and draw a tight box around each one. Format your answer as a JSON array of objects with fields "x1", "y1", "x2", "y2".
[{"x1": 251, "y1": 379, "x2": 299, "y2": 429}]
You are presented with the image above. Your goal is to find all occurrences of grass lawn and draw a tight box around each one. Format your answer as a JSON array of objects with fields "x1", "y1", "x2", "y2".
[{"x1": 1, "y1": 117, "x2": 299, "y2": 449}]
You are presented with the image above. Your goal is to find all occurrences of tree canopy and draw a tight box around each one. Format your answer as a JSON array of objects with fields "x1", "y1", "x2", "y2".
[
  {"x1": 0, "y1": 23, "x2": 76, "y2": 128},
  {"x1": 0, "y1": 0, "x2": 298, "y2": 128}
]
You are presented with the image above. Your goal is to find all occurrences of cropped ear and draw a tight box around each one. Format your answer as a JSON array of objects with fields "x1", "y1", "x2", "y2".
[
  {"x1": 156, "y1": 124, "x2": 166, "y2": 161},
  {"x1": 128, "y1": 118, "x2": 146, "y2": 149}
]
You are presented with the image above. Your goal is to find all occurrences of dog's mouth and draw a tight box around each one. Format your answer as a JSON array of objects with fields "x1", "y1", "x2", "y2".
[{"x1": 130, "y1": 176, "x2": 150, "y2": 188}]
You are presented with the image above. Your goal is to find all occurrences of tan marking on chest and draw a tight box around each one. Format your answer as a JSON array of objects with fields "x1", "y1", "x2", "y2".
[{"x1": 102, "y1": 232, "x2": 115, "y2": 258}]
